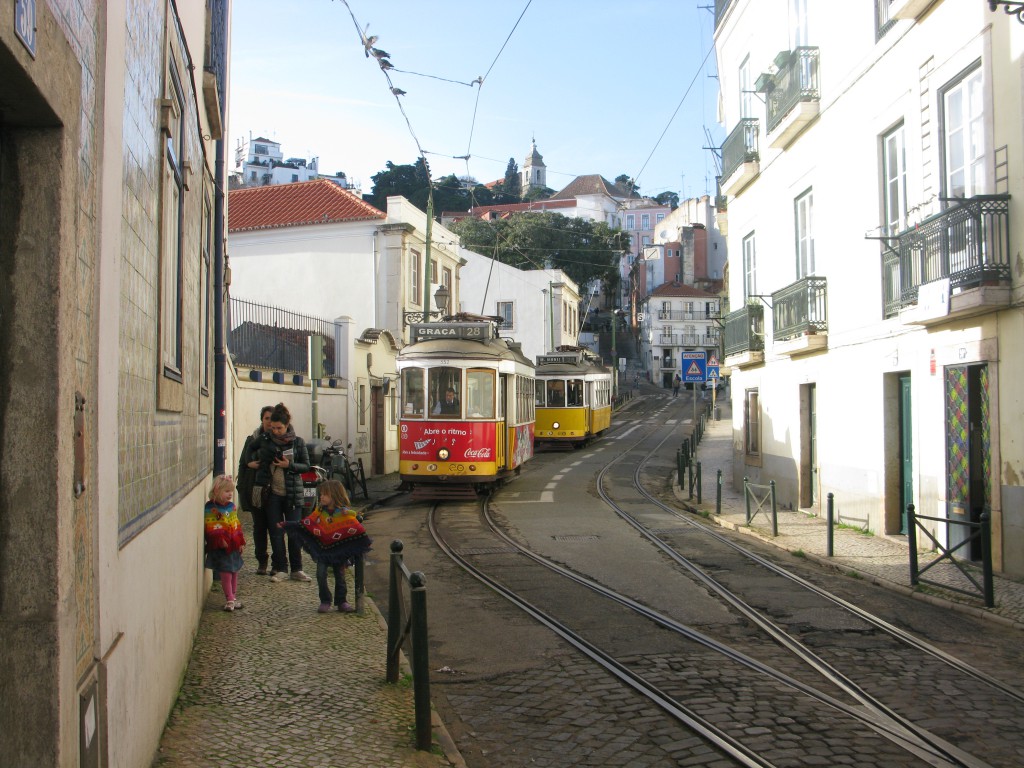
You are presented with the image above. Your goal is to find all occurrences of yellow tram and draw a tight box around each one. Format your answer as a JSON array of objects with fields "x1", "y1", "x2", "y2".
[
  {"x1": 533, "y1": 347, "x2": 613, "y2": 448},
  {"x1": 397, "y1": 317, "x2": 535, "y2": 496}
]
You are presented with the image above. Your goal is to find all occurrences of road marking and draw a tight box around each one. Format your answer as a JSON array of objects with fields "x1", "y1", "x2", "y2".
[{"x1": 502, "y1": 491, "x2": 554, "y2": 503}]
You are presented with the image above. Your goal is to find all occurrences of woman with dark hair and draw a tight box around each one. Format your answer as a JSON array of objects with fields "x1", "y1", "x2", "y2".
[
  {"x1": 237, "y1": 405, "x2": 274, "y2": 574},
  {"x1": 254, "y1": 403, "x2": 312, "y2": 582}
]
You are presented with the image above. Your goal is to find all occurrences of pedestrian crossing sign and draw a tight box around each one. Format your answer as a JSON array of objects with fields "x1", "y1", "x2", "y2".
[{"x1": 681, "y1": 350, "x2": 707, "y2": 382}]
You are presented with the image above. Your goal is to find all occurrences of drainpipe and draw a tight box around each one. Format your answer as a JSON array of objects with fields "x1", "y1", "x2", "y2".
[
  {"x1": 549, "y1": 281, "x2": 555, "y2": 350},
  {"x1": 212, "y1": 0, "x2": 229, "y2": 475}
]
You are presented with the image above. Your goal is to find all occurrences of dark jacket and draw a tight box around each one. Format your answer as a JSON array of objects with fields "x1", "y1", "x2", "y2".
[
  {"x1": 252, "y1": 431, "x2": 310, "y2": 509},
  {"x1": 235, "y1": 426, "x2": 263, "y2": 512}
]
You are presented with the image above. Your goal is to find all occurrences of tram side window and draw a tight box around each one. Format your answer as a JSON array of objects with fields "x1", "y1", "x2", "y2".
[
  {"x1": 546, "y1": 380, "x2": 565, "y2": 407},
  {"x1": 535, "y1": 380, "x2": 545, "y2": 407},
  {"x1": 466, "y1": 369, "x2": 495, "y2": 419},
  {"x1": 430, "y1": 366, "x2": 461, "y2": 417},
  {"x1": 567, "y1": 379, "x2": 584, "y2": 407},
  {"x1": 402, "y1": 369, "x2": 425, "y2": 418}
]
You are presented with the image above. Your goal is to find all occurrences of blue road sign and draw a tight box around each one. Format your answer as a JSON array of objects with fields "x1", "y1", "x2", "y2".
[
  {"x1": 682, "y1": 351, "x2": 706, "y2": 382},
  {"x1": 706, "y1": 352, "x2": 720, "y2": 381}
]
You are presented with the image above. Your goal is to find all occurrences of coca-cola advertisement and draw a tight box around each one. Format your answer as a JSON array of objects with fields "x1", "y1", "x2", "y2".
[{"x1": 400, "y1": 421, "x2": 497, "y2": 462}]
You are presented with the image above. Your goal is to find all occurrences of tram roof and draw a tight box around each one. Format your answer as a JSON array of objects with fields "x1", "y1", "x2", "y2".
[{"x1": 397, "y1": 336, "x2": 534, "y2": 368}]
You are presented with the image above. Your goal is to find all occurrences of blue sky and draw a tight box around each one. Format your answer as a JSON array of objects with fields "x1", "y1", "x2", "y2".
[{"x1": 228, "y1": 0, "x2": 723, "y2": 201}]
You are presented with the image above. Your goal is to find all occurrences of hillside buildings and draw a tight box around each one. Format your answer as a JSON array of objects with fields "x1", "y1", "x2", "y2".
[
  {"x1": 714, "y1": 0, "x2": 1024, "y2": 574},
  {"x1": 232, "y1": 135, "x2": 357, "y2": 192}
]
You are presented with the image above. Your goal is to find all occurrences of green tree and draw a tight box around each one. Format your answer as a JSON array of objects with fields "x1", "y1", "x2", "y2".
[
  {"x1": 654, "y1": 190, "x2": 679, "y2": 209},
  {"x1": 615, "y1": 174, "x2": 638, "y2": 196},
  {"x1": 450, "y1": 212, "x2": 624, "y2": 295},
  {"x1": 365, "y1": 158, "x2": 431, "y2": 211},
  {"x1": 500, "y1": 157, "x2": 521, "y2": 198}
]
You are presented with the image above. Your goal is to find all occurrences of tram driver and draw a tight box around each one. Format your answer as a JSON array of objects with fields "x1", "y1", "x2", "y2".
[{"x1": 433, "y1": 387, "x2": 461, "y2": 415}]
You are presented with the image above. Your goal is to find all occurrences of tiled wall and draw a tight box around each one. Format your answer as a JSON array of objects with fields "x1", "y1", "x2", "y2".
[{"x1": 116, "y1": 0, "x2": 214, "y2": 544}]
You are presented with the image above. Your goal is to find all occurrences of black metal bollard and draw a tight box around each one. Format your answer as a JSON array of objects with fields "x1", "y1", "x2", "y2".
[
  {"x1": 354, "y1": 553, "x2": 365, "y2": 612},
  {"x1": 826, "y1": 493, "x2": 834, "y2": 557},
  {"x1": 769, "y1": 479, "x2": 778, "y2": 536},
  {"x1": 716, "y1": 469, "x2": 722, "y2": 516},
  {"x1": 744, "y1": 477, "x2": 751, "y2": 524},
  {"x1": 696, "y1": 461, "x2": 702, "y2": 504},
  {"x1": 906, "y1": 504, "x2": 919, "y2": 585},
  {"x1": 676, "y1": 449, "x2": 683, "y2": 489},
  {"x1": 386, "y1": 540, "x2": 404, "y2": 684},
  {"x1": 410, "y1": 571, "x2": 432, "y2": 750},
  {"x1": 981, "y1": 511, "x2": 994, "y2": 608}
]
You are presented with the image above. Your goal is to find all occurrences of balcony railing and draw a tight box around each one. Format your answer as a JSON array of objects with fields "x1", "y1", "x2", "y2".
[
  {"x1": 720, "y1": 118, "x2": 760, "y2": 183},
  {"x1": 715, "y1": 0, "x2": 734, "y2": 27},
  {"x1": 228, "y1": 297, "x2": 336, "y2": 375},
  {"x1": 875, "y1": 0, "x2": 898, "y2": 39},
  {"x1": 656, "y1": 309, "x2": 722, "y2": 321},
  {"x1": 724, "y1": 303, "x2": 764, "y2": 357},
  {"x1": 882, "y1": 195, "x2": 1011, "y2": 317},
  {"x1": 772, "y1": 276, "x2": 828, "y2": 341},
  {"x1": 659, "y1": 334, "x2": 679, "y2": 345},
  {"x1": 766, "y1": 47, "x2": 820, "y2": 133}
]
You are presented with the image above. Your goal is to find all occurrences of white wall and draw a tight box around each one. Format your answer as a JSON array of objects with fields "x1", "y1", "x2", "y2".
[
  {"x1": 458, "y1": 247, "x2": 580, "y2": 362},
  {"x1": 228, "y1": 221, "x2": 378, "y2": 327}
]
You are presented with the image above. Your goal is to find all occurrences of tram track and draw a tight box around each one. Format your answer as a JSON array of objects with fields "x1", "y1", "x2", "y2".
[
  {"x1": 428, "y1": 490, "x2": 995, "y2": 766},
  {"x1": 599, "y1": 405, "x2": 1024, "y2": 767}
]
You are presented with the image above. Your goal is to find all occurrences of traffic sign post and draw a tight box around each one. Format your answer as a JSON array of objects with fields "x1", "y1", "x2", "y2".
[
  {"x1": 706, "y1": 353, "x2": 721, "y2": 418},
  {"x1": 681, "y1": 351, "x2": 706, "y2": 424}
]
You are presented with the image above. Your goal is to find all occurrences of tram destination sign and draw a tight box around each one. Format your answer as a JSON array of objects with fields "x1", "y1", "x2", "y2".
[{"x1": 411, "y1": 322, "x2": 494, "y2": 343}]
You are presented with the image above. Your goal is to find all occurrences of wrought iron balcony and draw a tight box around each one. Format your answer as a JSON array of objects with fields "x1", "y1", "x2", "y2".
[
  {"x1": 659, "y1": 334, "x2": 679, "y2": 345},
  {"x1": 882, "y1": 195, "x2": 1011, "y2": 319},
  {"x1": 765, "y1": 47, "x2": 820, "y2": 137},
  {"x1": 723, "y1": 303, "x2": 764, "y2": 357},
  {"x1": 771, "y1": 276, "x2": 828, "y2": 342},
  {"x1": 714, "y1": 0, "x2": 734, "y2": 27},
  {"x1": 720, "y1": 118, "x2": 760, "y2": 194}
]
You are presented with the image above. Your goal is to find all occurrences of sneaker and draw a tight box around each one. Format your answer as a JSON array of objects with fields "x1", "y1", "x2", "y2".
[
  {"x1": 223, "y1": 601, "x2": 235, "y2": 612},
  {"x1": 256, "y1": 567, "x2": 268, "y2": 576},
  {"x1": 338, "y1": 602, "x2": 355, "y2": 613},
  {"x1": 270, "y1": 571, "x2": 289, "y2": 583},
  {"x1": 290, "y1": 571, "x2": 312, "y2": 582},
  {"x1": 317, "y1": 602, "x2": 331, "y2": 613},
  {"x1": 232, "y1": 601, "x2": 244, "y2": 610}
]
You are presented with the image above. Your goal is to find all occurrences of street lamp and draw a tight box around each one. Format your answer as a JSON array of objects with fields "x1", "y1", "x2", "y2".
[{"x1": 434, "y1": 284, "x2": 450, "y2": 316}]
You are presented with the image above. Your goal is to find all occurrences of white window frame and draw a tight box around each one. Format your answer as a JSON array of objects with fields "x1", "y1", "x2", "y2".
[
  {"x1": 882, "y1": 123, "x2": 907, "y2": 236},
  {"x1": 794, "y1": 188, "x2": 814, "y2": 278},
  {"x1": 742, "y1": 231, "x2": 757, "y2": 301},
  {"x1": 941, "y1": 64, "x2": 985, "y2": 200}
]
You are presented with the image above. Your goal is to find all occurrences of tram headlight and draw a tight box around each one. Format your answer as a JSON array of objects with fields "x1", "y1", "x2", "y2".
[
  {"x1": 438, "y1": 447, "x2": 450, "y2": 460},
  {"x1": 552, "y1": 421, "x2": 560, "y2": 429}
]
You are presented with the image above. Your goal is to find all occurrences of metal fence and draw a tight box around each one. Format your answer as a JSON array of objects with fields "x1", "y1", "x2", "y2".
[
  {"x1": 772, "y1": 276, "x2": 828, "y2": 342},
  {"x1": 766, "y1": 47, "x2": 820, "y2": 134},
  {"x1": 228, "y1": 297, "x2": 336, "y2": 375}
]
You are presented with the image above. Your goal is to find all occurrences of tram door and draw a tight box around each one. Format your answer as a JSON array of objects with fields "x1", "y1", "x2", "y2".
[
  {"x1": 944, "y1": 364, "x2": 990, "y2": 560},
  {"x1": 497, "y1": 375, "x2": 508, "y2": 469}
]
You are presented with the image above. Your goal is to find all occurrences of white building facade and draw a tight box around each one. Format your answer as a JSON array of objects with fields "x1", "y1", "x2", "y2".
[
  {"x1": 458, "y1": 248, "x2": 581, "y2": 364},
  {"x1": 715, "y1": 0, "x2": 1024, "y2": 575}
]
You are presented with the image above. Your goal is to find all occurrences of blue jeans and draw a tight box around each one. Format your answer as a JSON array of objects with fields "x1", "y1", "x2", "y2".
[
  {"x1": 317, "y1": 562, "x2": 346, "y2": 606},
  {"x1": 265, "y1": 492, "x2": 303, "y2": 573}
]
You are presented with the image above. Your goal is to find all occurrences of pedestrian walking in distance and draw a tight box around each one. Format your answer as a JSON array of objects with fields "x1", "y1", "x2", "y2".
[
  {"x1": 278, "y1": 479, "x2": 372, "y2": 613},
  {"x1": 204, "y1": 474, "x2": 246, "y2": 612}
]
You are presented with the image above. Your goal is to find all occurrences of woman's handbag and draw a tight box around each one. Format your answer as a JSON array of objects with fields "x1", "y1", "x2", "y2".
[{"x1": 250, "y1": 484, "x2": 269, "y2": 511}]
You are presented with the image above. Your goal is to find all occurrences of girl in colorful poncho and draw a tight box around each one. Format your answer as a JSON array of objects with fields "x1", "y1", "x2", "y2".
[
  {"x1": 205, "y1": 474, "x2": 246, "y2": 612},
  {"x1": 278, "y1": 479, "x2": 371, "y2": 613}
]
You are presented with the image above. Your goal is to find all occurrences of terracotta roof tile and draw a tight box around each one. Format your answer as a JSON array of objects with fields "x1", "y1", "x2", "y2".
[
  {"x1": 549, "y1": 174, "x2": 638, "y2": 201},
  {"x1": 228, "y1": 179, "x2": 385, "y2": 232},
  {"x1": 650, "y1": 281, "x2": 719, "y2": 298}
]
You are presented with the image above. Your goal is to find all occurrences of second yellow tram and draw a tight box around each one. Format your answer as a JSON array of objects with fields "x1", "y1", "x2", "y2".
[{"x1": 533, "y1": 347, "x2": 613, "y2": 448}]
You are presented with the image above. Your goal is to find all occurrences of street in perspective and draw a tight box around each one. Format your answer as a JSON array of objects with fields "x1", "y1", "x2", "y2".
[{"x1": 4, "y1": 1, "x2": 1024, "y2": 767}]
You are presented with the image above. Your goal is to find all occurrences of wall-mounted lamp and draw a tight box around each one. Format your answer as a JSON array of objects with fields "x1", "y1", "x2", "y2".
[{"x1": 989, "y1": 1, "x2": 1024, "y2": 23}]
